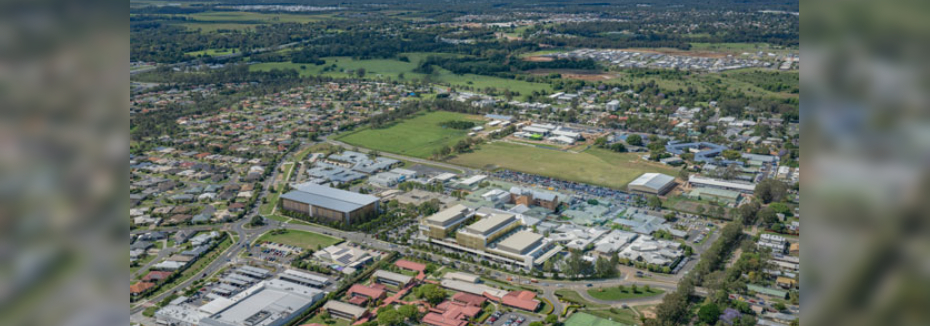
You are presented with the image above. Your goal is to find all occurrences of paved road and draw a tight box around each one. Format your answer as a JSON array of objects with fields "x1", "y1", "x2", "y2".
[
  {"x1": 129, "y1": 141, "x2": 705, "y2": 320},
  {"x1": 132, "y1": 240, "x2": 176, "y2": 280},
  {"x1": 130, "y1": 212, "x2": 276, "y2": 315}
]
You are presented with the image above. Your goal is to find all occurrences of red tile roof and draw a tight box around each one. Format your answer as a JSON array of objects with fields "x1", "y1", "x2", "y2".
[
  {"x1": 501, "y1": 291, "x2": 540, "y2": 311},
  {"x1": 142, "y1": 271, "x2": 173, "y2": 282},
  {"x1": 130, "y1": 282, "x2": 155, "y2": 294},
  {"x1": 394, "y1": 260, "x2": 426, "y2": 272},
  {"x1": 452, "y1": 292, "x2": 487, "y2": 307},
  {"x1": 423, "y1": 312, "x2": 468, "y2": 326},
  {"x1": 348, "y1": 284, "x2": 387, "y2": 299},
  {"x1": 347, "y1": 296, "x2": 369, "y2": 306}
]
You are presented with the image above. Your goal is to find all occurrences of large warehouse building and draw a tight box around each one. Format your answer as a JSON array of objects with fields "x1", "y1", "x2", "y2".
[
  {"x1": 197, "y1": 280, "x2": 326, "y2": 326},
  {"x1": 280, "y1": 183, "x2": 379, "y2": 225},
  {"x1": 627, "y1": 173, "x2": 677, "y2": 195}
]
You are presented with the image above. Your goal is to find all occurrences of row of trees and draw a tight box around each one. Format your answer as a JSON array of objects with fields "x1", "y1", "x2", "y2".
[{"x1": 646, "y1": 220, "x2": 744, "y2": 326}]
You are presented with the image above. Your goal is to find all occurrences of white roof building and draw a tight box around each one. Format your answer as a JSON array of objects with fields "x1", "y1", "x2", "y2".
[
  {"x1": 689, "y1": 175, "x2": 756, "y2": 193},
  {"x1": 457, "y1": 175, "x2": 487, "y2": 187},
  {"x1": 185, "y1": 280, "x2": 326, "y2": 326},
  {"x1": 758, "y1": 234, "x2": 788, "y2": 253},
  {"x1": 594, "y1": 230, "x2": 639, "y2": 254},
  {"x1": 628, "y1": 173, "x2": 677, "y2": 195},
  {"x1": 546, "y1": 225, "x2": 610, "y2": 251},
  {"x1": 482, "y1": 189, "x2": 512, "y2": 204},
  {"x1": 618, "y1": 236, "x2": 684, "y2": 266}
]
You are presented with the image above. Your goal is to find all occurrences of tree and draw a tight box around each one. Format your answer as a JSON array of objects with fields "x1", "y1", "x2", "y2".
[
  {"x1": 773, "y1": 302, "x2": 787, "y2": 312},
  {"x1": 416, "y1": 284, "x2": 447, "y2": 305},
  {"x1": 543, "y1": 259, "x2": 555, "y2": 273},
  {"x1": 594, "y1": 137, "x2": 608, "y2": 148},
  {"x1": 398, "y1": 304, "x2": 420, "y2": 321},
  {"x1": 609, "y1": 143, "x2": 627, "y2": 152},
  {"x1": 595, "y1": 256, "x2": 616, "y2": 278},
  {"x1": 545, "y1": 314, "x2": 559, "y2": 325},
  {"x1": 737, "y1": 201, "x2": 761, "y2": 224},
  {"x1": 697, "y1": 303, "x2": 722, "y2": 325},
  {"x1": 755, "y1": 179, "x2": 788, "y2": 204},
  {"x1": 249, "y1": 215, "x2": 264, "y2": 227},
  {"x1": 769, "y1": 202, "x2": 791, "y2": 216},
  {"x1": 561, "y1": 250, "x2": 592, "y2": 277},
  {"x1": 758, "y1": 207, "x2": 779, "y2": 225},
  {"x1": 356, "y1": 68, "x2": 367, "y2": 78},
  {"x1": 722, "y1": 150, "x2": 742, "y2": 161},
  {"x1": 678, "y1": 169, "x2": 690, "y2": 180},
  {"x1": 647, "y1": 195, "x2": 663, "y2": 210},
  {"x1": 626, "y1": 134, "x2": 643, "y2": 146},
  {"x1": 377, "y1": 308, "x2": 403, "y2": 326}
]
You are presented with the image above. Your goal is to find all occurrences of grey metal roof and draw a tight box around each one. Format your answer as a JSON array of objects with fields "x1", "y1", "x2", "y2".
[
  {"x1": 282, "y1": 183, "x2": 378, "y2": 213},
  {"x1": 373, "y1": 270, "x2": 413, "y2": 284},
  {"x1": 323, "y1": 301, "x2": 367, "y2": 317},
  {"x1": 629, "y1": 173, "x2": 675, "y2": 191}
]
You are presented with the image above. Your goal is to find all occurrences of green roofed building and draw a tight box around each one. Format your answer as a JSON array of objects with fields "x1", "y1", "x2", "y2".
[
  {"x1": 747, "y1": 284, "x2": 789, "y2": 300},
  {"x1": 687, "y1": 187, "x2": 743, "y2": 206}
]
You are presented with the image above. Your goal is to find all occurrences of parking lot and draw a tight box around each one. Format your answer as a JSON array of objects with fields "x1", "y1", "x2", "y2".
[
  {"x1": 485, "y1": 310, "x2": 542, "y2": 326},
  {"x1": 246, "y1": 243, "x2": 299, "y2": 265},
  {"x1": 491, "y1": 170, "x2": 638, "y2": 204}
]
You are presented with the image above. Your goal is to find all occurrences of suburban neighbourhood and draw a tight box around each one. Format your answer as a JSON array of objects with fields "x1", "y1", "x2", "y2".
[{"x1": 131, "y1": 1, "x2": 799, "y2": 326}]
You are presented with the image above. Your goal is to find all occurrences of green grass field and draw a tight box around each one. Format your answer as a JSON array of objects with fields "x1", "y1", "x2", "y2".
[
  {"x1": 518, "y1": 49, "x2": 566, "y2": 58},
  {"x1": 565, "y1": 312, "x2": 633, "y2": 326},
  {"x1": 603, "y1": 69, "x2": 798, "y2": 99},
  {"x1": 583, "y1": 308, "x2": 642, "y2": 326},
  {"x1": 249, "y1": 54, "x2": 551, "y2": 97},
  {"x1": 450, "y1": 143, "x2": 679, "y2": 189},
  {"x1": 256, "y1": 230, "x2": 341, "y2": 250},
  {"x1": 336, "y1": 111, "x2": 485, "y2": 159},
  {"x1": 557, "y1": 289, "x2": 600, "y2": 305},
  {"x1": 586, "y1": 287, "x2": 665, "y2": 301},
  {"x1": 176, "y1": 11, "x2": 334, "y2": 32},
  {"x1": 185, "y1": 11, "x2": 331, "y2": 24},
  {"x1": 301, "y1": 314, "x2": 350, "y2": 326},
  {"x1": 690, "y1": 42, "x2": 797, "y2": 55}
]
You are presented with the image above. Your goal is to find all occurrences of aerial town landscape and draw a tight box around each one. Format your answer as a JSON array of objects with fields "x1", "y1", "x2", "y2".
[{"x1": 130, "y1": 1, "x2": 799, "y2": 326}]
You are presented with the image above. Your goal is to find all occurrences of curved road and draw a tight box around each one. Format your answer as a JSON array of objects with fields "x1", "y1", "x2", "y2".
[{"x1": 130, "y1": 141, "x2": 699, "y2": 320}]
